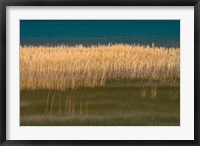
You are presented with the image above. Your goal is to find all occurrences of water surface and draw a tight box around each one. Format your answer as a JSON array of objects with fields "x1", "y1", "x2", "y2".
[{"x1": 20, "y1": 20, "x2": 180, "y2": 48}]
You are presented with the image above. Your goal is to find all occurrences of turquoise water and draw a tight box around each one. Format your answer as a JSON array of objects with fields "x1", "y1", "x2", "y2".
[{"x1": 20, "y1": 20, "x2": 180, "y2": 48}]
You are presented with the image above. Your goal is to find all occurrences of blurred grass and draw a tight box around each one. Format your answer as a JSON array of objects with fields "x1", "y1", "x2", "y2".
[{"x1": 20, "y1": 79, "x2": 180, "y2": 126}]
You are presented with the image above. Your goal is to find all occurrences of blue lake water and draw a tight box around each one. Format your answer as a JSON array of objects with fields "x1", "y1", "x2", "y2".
[{"x1": 20, "y1": 20, "x2": 180, "y2": 48}]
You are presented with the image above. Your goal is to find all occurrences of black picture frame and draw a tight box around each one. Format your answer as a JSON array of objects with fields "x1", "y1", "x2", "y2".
[{"x1": 0, "y1": 0, "x2": 199, "y2": 145}]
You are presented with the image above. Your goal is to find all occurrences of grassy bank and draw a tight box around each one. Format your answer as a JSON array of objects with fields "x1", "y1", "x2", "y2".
[{"x1": 20, "y1": 44, "x2": 180, "y2": 126}]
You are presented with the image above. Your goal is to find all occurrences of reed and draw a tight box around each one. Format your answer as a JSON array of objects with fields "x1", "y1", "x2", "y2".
[
  {"x1": 140, "y1": 86, "x2": 147, "y2": 98},
  {"x1": 20, "y1": 44, "x2": 180, "y2": 90},
  {"x1": 151, "y1": 84, "x2": 157, "y2": 98},
  {"x1": 45, "y1": 92, "x2": 50, "y2": 114},
  {"x1": 59, "y1": 94, "x2": 61, "y2": 114},
  {"x1": 50, "y1": 92, "x2": 55, "y2": 115},
  {"x1": 65, "y1": 96, "x2": 69, "y2": 115}
]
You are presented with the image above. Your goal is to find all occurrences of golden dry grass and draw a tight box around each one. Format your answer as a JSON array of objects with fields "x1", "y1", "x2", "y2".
[{"x1": 20, "y1": 44, "x2": 180, "y2": 90}]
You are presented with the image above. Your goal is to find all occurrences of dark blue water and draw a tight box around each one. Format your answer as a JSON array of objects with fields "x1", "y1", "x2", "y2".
[{"x1": 20, "y1": 20, "x2": 180, "y2": 48}]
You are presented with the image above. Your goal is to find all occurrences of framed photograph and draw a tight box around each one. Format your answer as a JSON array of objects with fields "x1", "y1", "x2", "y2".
[{"x1": 0, "y1": 0, "x2": 199, "y2": 145}]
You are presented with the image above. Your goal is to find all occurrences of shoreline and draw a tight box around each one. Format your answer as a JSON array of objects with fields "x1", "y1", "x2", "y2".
[{"x1": 20, "y1": 43, "x2": 180, "y2": 49}]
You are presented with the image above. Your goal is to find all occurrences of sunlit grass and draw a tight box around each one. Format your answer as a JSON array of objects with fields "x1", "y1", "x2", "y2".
[{"x1": 20, "y1": 44, "x2": 180, "y2": 90}]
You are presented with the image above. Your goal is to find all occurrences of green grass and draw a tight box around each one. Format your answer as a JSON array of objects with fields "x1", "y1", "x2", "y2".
[{"x1": 20, "y1": 79, "x2": 180, "y2": 126}]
